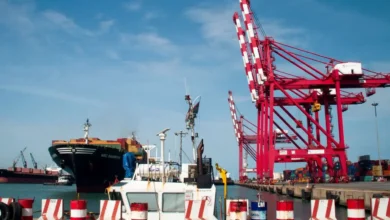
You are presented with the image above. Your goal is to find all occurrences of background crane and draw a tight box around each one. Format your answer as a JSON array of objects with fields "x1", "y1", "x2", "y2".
[
  {"x1": 30, "y1": 153, "x2": 38, "y2": 169},
  {"x1": 12, "y1": 147, "x2": 27, "y2": 168}
]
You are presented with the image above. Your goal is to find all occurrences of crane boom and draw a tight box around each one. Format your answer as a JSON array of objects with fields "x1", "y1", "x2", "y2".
[
  {"x1": 12, "y1": 147, "x2": 27, "y2": 168},
  {"x1": 20, "y1": 149, "x2": 27, "y2": 168},
  {"x1": 30, "y1": 153, "x2": 37, "y2": 169}
]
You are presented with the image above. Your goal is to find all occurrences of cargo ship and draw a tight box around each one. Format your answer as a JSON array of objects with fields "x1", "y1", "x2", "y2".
[
  {"x1": 48, "y1": 119, "x2": 147, "y2": 193},
  {"x1": 0, "y1": 148, "x2": 59, "y2": 184},
  {"x1": 213, "y1": 172, "x2": 234, "y2": 185}
]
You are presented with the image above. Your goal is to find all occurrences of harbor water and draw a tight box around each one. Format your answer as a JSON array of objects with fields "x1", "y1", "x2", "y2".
[{"x1": 0, "y1": 184, "x2": 371, "y2": 219}]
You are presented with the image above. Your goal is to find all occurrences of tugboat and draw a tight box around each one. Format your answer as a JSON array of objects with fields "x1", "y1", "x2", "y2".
[
  {"x1": 48, "y1": 119, "x2": 147, "y2": 193},
  {"x1": 105, "y1": 94, "x2": 219, "y2": 219},
  {"x1": 43, "y1": 175, "x2": 74, "y2": 186}
]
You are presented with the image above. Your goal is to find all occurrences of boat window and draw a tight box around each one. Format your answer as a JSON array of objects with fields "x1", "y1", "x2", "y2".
[
  {"x1": 126, "y1": 193, "x2": 158, "y2": 212},
  {"x1": 162, "y1": 193, "x2": 185, "y2": 212}
]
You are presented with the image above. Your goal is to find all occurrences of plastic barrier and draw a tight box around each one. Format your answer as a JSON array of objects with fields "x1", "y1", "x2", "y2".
[
  {"x1": 130, "y1": 203, "x2": 147, "y2": 220},
  {"x1": 276, "y1": 200, "x2": 294, "y2": 220},
  {"x1": 70, "y1": 200, "x2": 88, "y2": 220},
  {"x1": 97, "y1": 200, "x2": 122, "y2": 220},
  {"x1": 0, "y1": 197, "x2": 13, "y2": 205},
  {"x1": 38, "y1": 199, "x2": 63, "y2": 220},
  {"x1": 346, "y1": 199, "x2": 365, "y2": 220},
  {"x1": 229, "y1": 200, "x2": 247, "y2": 220},
  {"x1": 19, "y1": 198, "x2": 34, "y2": 220},
  {"x1": 309, "y1": 199, "x2": 336, "y2": 220},
  {"x1": 250, "y1": 201, "x2": 267, "y2": 220},
  {"x1": 371, "y1": 197, "x2": 390, "y2": 220}
]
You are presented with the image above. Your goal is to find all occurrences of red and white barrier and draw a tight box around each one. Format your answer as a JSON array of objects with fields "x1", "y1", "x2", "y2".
[
  {"x1": 371, "y1": 197, "x2": 390, "y2": 220},
  {"x1": 276, "y1": 200, "x2": 294, "y2": 220},
  {"x1": 18, "y1": 198, "x2": 34, "y2": 220},
  {"x1": 70, "y1": 200, "x2": 88, "y2": 220},
  {"x1": 0, "y1": 197, "x2": 13, "y2": 205},
  {"x1": 310, "y1": 199, "x2": 336, "y2": 220},
  {"x1": 184, "y1": 200, "x2": 207, "y2": 220},
  {"x1": 130, "y1": 203, "x2": 147, "y2": 220},
  {"x1": 38, "y1": 199, "x2": 63, "y2": 220},
  {"x1": 97, "y1": 200, "x2": 122, "y2": 220},
  {"x1": 229, "y1": 200, "x2": 247, "y2": 220},
  {"x1": 347, "y1": 199, "x2": 365, "y2": 220}
]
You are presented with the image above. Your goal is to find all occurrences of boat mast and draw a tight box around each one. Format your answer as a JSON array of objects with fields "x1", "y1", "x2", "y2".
[
  {"x1": 83, "y1": 119, "x2": 92, "y2": 144},
  {"x1": 185, "y1": 95, "x2": 200, "y2": 163},
  {"x1": 157, "y1": 128, "x2": 170, "y2": 182},
  {"x1": 175, "y1": 130, "x2": 188, "y2": 168}
]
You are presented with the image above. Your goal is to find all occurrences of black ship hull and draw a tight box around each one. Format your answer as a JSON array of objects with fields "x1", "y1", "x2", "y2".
[
  {"x1": 213, "y1": 178, "x2": 235, "y2": 185},
  {"x1": 49, "y1": 145, "x2": 125, "y2": 193},
  {"x1": 0, "y1": 169, "x2": 58, "y2": 184}
]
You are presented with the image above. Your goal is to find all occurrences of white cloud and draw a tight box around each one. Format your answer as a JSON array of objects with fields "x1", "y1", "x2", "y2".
[
  {"x1": 99, "y1": 19, "x2": 115, "y2": 33},
  {"x1": 0, "y1": 85, "x2": 106, "y2": 107},
  {"x1": 184, "y1": 3, "x2": 308, "y2": 48},
  {"x1": 123, "y1": 0, "x2": 142, "y2": 11},
  {"x1": 185, "y1": 5, "x2": 236, "y2": 46},
  {"x1": 106, "y1": 50, "x2": 120, "y2": 60},
  {"x1": 120, "y1": 32, "x2": 177, "y2": 54},
  {"x1": 143, "y1": 12, "x2": 161, "y2": 20}
]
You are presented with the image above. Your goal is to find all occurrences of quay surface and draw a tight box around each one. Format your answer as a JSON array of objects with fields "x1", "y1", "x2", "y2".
[{"x1": 236, "y1": 181, "x2": 390, "y2": 210}]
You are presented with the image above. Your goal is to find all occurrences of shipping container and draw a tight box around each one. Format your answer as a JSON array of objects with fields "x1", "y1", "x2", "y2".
[
  {"x1": 359, "y1": 155, "x2": 370, "y2": 161},
  {"x1": 383, "y1": 170, "x2": 390, "y2": 176},
  {"x1": 363, "y1": 176, "x2": 373, "y2": 182},
  {"x1": 347, "y1": 160, "x2": 352, "y2": 165},
  {"x1": 33, "y1": 169, "x2": 41, "y2": 174}
]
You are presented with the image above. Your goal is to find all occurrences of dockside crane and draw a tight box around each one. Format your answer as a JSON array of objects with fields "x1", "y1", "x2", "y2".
[
  {"x1": 12, "y1": 147, "x2": 27, "y2": 168},
  {"x1": 231, "y1": 0, "x2": 390, "y2": 184},
  {"x1": 30, "y1": 153, "x2": 38, "y2": 169}
]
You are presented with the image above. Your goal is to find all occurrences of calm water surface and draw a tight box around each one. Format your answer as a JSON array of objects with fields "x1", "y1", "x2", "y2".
[{"x1": 0, "y1": 184, "x2": 371, "y2": 219}]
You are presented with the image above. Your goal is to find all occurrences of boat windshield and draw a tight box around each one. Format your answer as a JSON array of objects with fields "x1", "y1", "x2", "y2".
[
  {"x1": 162, "y1": 193, "x2": 185, "y2": 212},
  {"x1": 126, "y1": 192, "x2": 158, "y2": 211},
  {"x1": 124, "y1": 192, "x2": 185, "y2": 213}
]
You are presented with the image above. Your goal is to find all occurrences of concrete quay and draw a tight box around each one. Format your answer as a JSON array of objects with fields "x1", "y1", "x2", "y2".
[{"x1": 236, "y1": 181, "x2": 390, "y2": 210}]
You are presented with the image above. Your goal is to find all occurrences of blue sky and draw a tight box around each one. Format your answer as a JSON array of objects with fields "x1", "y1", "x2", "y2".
[{"x1": 1, "y1": 0, "x2": 389, "y2": 179}]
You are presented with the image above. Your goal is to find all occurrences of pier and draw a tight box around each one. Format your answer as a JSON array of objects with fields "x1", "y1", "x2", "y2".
[{"x1": 236, "y1": 181, "x2": 390, "y2": 210}]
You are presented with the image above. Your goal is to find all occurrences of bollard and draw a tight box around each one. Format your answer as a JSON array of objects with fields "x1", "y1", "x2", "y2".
[
  {"x1": 18, "y1": 198, "x2": 34, "y2": 220},
  {"x1": 276, "y1": 200, "x2": 294, "y2": 220},
  {"x1": 229, "y1": 200, "x2": 247, "y2": 220},
  {"x1": 346, "y1": 199, "x2": 365, "y2": 220},
  {"x1": 130, "y1": 203, "x2": 148, "y2": 220},
  {"x1": 70, "y1": 200, "x2": 87, "y2": 220},
  {"x1": 250, "y1": 201, "x2": 267, "y2": 220}
]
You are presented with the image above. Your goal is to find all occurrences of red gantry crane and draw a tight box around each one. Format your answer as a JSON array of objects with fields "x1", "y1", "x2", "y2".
[
  {"x1": 231, "y1": 0, "x2": 390, "y2": 183},
  {"x1": 229, "y1": 90, "x2": 296, "y2": 182}
]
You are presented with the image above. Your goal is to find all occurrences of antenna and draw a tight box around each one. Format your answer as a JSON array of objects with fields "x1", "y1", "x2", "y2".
[
  {"x1": 175, "y1": 131, "x2": 188, "y2": 168},
  {"x1": 184, "y1": 77, "x2": 189, "y2": 95},
  {"x1": 185, "y1": 94, "x2": 201, "y2": 163},
  {"x1": 83, "y1": 118, "x2": 92, "y2": 144},
  {"x1": 157, "y1": 128, "x2": 170, "y2": 182},
  {"x1": 142, "y1": 144, "x2": 156, "y2": 166}
]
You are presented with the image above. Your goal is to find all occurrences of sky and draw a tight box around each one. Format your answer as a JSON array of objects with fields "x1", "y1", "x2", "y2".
[{"x1": 1, "y1": 0, "x2": 390, "y2": 179}]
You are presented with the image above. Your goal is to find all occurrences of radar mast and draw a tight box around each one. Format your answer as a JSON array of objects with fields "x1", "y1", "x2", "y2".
[{"x1": 83, "y1": 119, "x2": 92, "y2": 144}]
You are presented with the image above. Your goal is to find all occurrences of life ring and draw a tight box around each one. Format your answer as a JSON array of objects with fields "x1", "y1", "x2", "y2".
[
  {"x1": 8, "y1": 202, "x2": 22, "y2": 220},
  {"x1": 0, "y1": 202, "x2": 10, "y2": 220}
]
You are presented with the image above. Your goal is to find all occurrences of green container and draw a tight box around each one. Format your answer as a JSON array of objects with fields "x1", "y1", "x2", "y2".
[{"x1": 364, "y1": 176, "x2": 373, "y2": 182}]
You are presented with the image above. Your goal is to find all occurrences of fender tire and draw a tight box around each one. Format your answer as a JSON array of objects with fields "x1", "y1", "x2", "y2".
[
  {"x1": 9, "y1": 202, "x2": 22, "y2": 220},
  {"x1": 0, "y1": 202, "x2": 10, "y2": 220}
]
